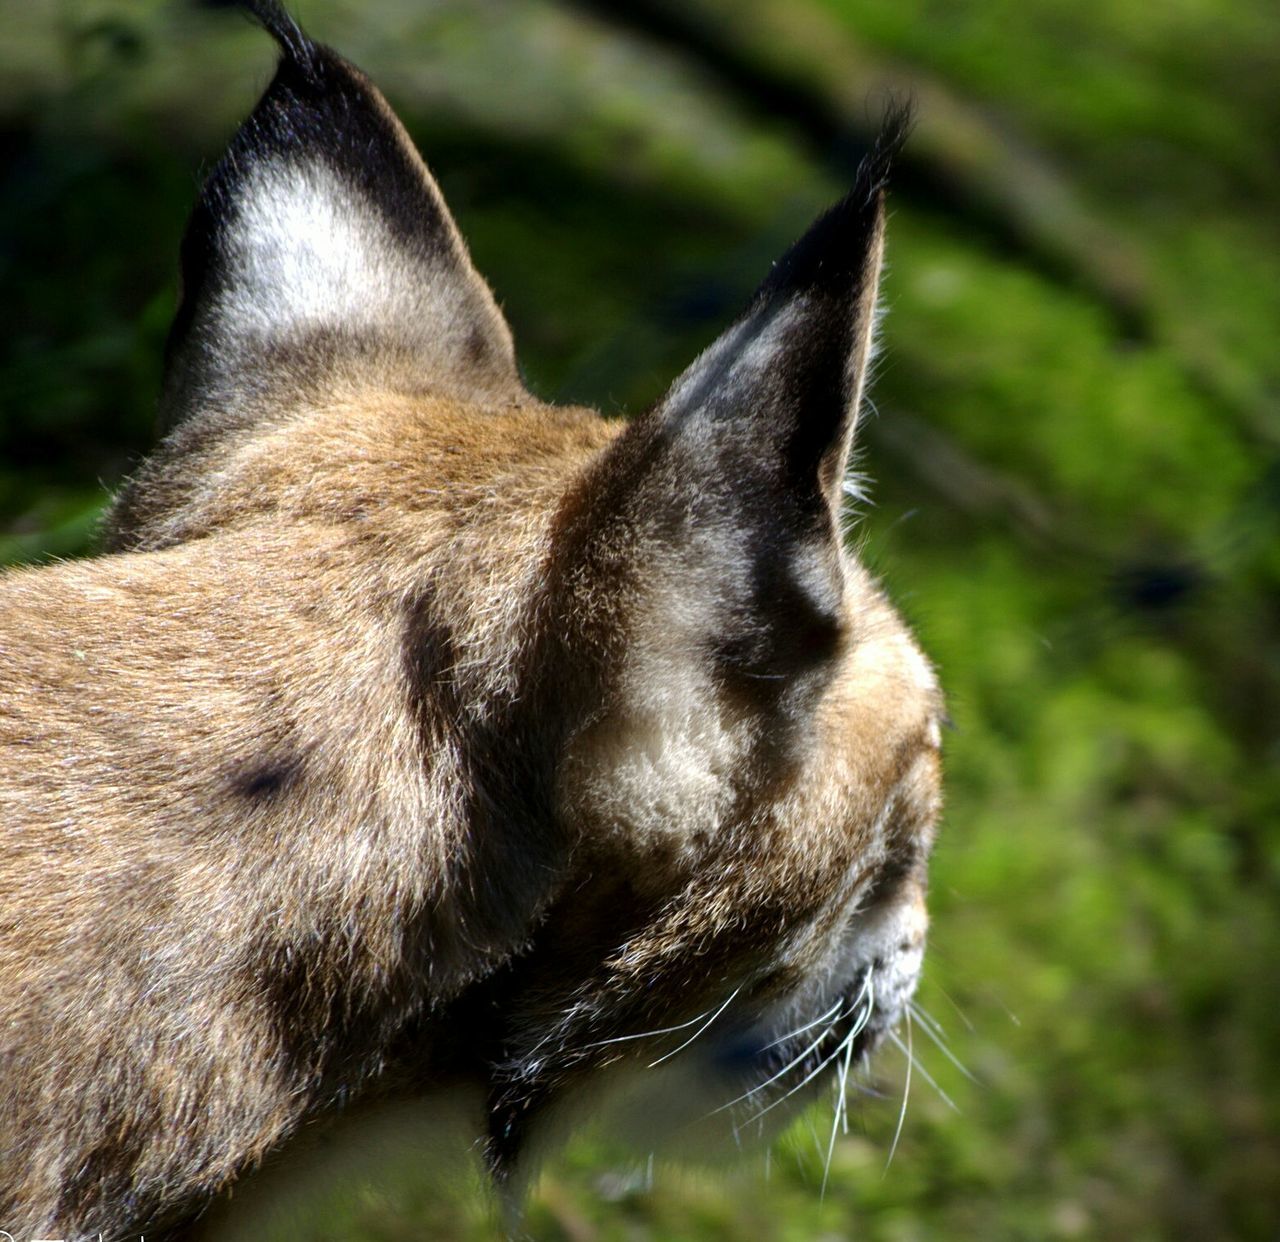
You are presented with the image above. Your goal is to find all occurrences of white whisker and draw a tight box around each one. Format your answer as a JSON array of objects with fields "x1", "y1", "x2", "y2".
[
  {"x1": 577, "y1": 1004, "x2": 717, "y2": 1052},
  {"x1": 850, "y1": 976, "x2": 875, "y2": 1042},
  {"x1": 745, "y1": 985, "x2": 874, "y2": 1129},
  {"x1": 931, "y1": 984, "x2": 976, "y2": 1034},
  {"x1": 888, "y1": 1028, "x2": 959, "y2": 1113},
  {"x1": 909, "y1": 1001, "x2": 978, "y2": 1084},
  {"x1": 837, "y1": 983, "x2": 876, "y2": 1117},
  {"x1": 756, "y1": 997, "x2": 844, "y2": 1055},
  {"x1": 647, "y1": 985, "x2": 742, "y2": 1067},
  {"x1": 713, "y1": 1003, "x2": 848, "y2": 1116},
  {"x1": 884, "y1": 1009, "x2": 912, "y2": 1172},
  {"x1": 745, "y1": 1033, "x2": 850, "y2": 1126},
  {"x1": 906, "y1": 1001, "x2": 946, "y2": 1039},
  {"x1": 821, "y1": 1026, "x2": 858, "y2": 1198}
]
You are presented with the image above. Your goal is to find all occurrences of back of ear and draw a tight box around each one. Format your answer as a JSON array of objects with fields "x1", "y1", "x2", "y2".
[
  {"x1": 660, "y1": 105, "x2": 907, "y2": 525},
  {"x1": 561, "y1": 108, "x2": 910, "y2": 685},
  {"x1": 164, "y1": 0, "x2": 520, "y2": 430}
]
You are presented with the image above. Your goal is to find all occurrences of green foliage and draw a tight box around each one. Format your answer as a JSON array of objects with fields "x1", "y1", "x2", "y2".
[{"x1": 2, "y1": 0, "x2": 1277, "y2": 1237}]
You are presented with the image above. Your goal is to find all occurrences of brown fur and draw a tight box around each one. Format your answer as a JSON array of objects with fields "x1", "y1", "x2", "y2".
[{"x1": 0, "y1": 6, "x2": 941, "y2": 1238}]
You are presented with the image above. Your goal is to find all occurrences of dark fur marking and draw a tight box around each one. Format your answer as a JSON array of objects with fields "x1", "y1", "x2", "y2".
[
  {"x1": 232, "y1": 754, "x2": 304, "y2": 801},
  {"x1": 399, "y1": 589, "x2": 577, "y2": 976},
  {"x1": 54, "y1": 1099, "x2": 162, "y2": 1240},
  {"x1": 479, "y1": 868, "x2": 662, "y2": 1177},
  {"x1": 248, "y1": 931, "x2": 406, "y2": 1107},
  {"x1": 465, "y1": 324, "x2": 494, "y2": 368}
]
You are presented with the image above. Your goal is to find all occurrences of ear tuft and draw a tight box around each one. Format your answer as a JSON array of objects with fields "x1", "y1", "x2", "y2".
[
  {"x1": 756, "y1": 99, "x2": 913, "y2": 304},
  {"x1": 196, "y1": 0, "x2": 312, "y2": 62}
]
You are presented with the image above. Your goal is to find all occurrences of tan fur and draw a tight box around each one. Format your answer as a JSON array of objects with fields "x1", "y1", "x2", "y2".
[
  {"x1": 0, "y1": 16, "x2": 940, "y2": 1239},
  {"x1": 0, "y1": 397, "x2": 612, "y2": 1230}
]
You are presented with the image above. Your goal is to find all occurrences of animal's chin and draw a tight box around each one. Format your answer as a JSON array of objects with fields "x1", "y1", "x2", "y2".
[
  {"x1": 480, "y1": 878, "x2": 929, "y2": 1179},
  {"x1": 706, "y1": 971, "x2": 896, "y2": 1131},
  {"x1": 483, "y1": 966, "x2": 916, "y2": 1185}
]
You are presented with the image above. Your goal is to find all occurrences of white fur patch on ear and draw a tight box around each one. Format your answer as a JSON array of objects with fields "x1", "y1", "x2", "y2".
[
  {"x1": 214, "y1": 160, "x2": 490, "y2": 380},
  {"x1": 232, "y1": 163, "x2": 399, "y2": 334}
]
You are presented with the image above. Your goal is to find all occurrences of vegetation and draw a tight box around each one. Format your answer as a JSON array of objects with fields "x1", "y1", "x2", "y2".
[{"x1": 2, "y1": 0, "x2": 1277, "y2": 1237}]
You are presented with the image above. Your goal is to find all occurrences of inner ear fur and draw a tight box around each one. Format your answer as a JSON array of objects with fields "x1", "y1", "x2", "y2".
[{"x1": 162, "y1": 1, "x2": 521, "y2": 433}]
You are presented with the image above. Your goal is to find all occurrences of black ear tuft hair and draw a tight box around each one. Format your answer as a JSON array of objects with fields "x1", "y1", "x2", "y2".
[
  {"x1": 755, "y1": 98, "x2": 913, "y2": 304},
  {"x1": 195, "y1": 0, "x2": 311, "y2": 61}
]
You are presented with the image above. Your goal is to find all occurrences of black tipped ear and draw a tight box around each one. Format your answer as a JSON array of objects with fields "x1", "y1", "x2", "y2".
[
  {"x1": 165, "y1": 4, "x2": 520, "y2": 429},
  {"x1": 658, "y1": 105, "x2": 909, "y2": 522},
  {"x1": 560, "y1": 112, "x2": 909, "y2": 690}
]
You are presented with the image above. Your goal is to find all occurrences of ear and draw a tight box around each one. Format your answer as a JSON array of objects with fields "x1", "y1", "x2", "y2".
[
  {"x1": 580, "y1": 109, "x2": 909, "y2": 684},
  {"x1": 163, "y1": 0, "x2": 520, "y2": 429},
  {"x1": 660, "y1": 107, "x2": 907, "y2": 524}
]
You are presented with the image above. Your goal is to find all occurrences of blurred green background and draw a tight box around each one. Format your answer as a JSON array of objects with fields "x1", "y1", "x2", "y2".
[{"x1": 3, "y1": 0, "x2": 1279, "y2": 1238}]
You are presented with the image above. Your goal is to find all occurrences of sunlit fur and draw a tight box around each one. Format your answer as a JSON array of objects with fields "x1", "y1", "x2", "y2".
[{"x1": 0, "y1": 4, "x2": 940, "y2": 1238}]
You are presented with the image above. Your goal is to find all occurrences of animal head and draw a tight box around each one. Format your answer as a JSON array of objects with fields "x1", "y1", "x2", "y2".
[
  {"x1": 104, "y1": 0, "x2": 943, "y2": 1175},
  {"x1": 82, "y1": 0, "x2": 940, "y2": 1213}
]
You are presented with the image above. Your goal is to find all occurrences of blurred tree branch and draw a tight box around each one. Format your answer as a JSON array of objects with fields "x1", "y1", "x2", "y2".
[
  {"x1": 561, "y1": 0, "x2": 1278, "y2": 446},
  {"x1": 562, "y1": 0, "x2": 1151, "y2": 329}
]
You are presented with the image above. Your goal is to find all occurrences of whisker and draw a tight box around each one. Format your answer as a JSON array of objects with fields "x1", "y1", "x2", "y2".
[
  {"x1": 746, "y1": 1025, "x2": 852, "y2": 1126},
  {"x1": 854, "y1": 976, "x2": 875, "y2": 1037},
  {"x1": 840, "y1": 1082, "x2": 850, "y2": 1140},
  {"x1": 907, "y1": 1000, "x2": 945, "y2": 1038},
  {"x1": 821, "y1": 1027, "x2": 858, "y2": 1198},
  {"x1": 648, "y1": 985, "x2": 742, "y2": 1067},
  {"x1": 759, "y1": 973, "x2": 869, "y2": 1061},
  {"x1": 834, "y1": 976, "x2": 875, "y2": 1135},
  {"x1": 908, "y1": 1001, "x2": 979, "y2": 1084},
  {"x1": 884, "y1": 1009, "x2": 913, "y2": 1172},
  {"x1": 577, "y1": 1004, "x2": 718, "y2": 1053},
  {"x1": 921, "y1": 981, "x2": 975, "y2": 1034},
  {"x1": 713, "y1": 1002, "x2": 848, "y2": 1116},
  {"x1": 756, "y1": 997, "x2": 844, "y2": 1055},
  {"x1": 888, "y1": 1028, "x2": 959, "y2": 1113},
  {"x1": 836, "y1": 1006, "x2": 858, "y2": 1136},
  {"x1": 745, "y1": 987, "x2": 875, "y2": 1127},
  {"x1": 926, "y1": 962, "x2": 1015, "y2": 1030}
]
